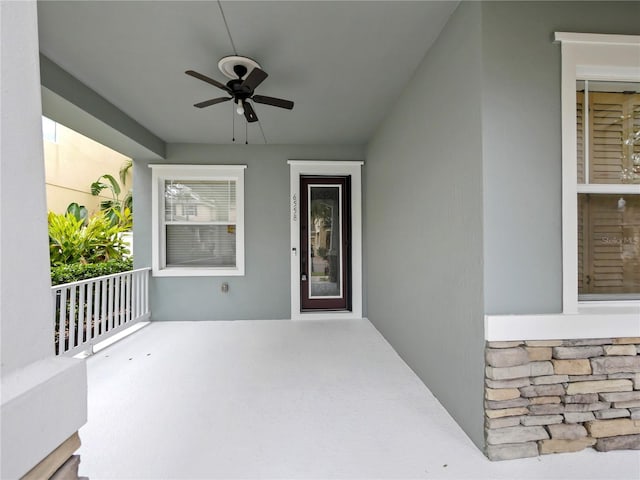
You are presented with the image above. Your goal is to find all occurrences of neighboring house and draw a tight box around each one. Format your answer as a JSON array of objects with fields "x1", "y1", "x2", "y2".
[
  {"x1": 43, "y1": 117, "x2": 133, "y2": 216},
  {"x1": 1, "y1": 1, "x2": 639, "y2": 478}
]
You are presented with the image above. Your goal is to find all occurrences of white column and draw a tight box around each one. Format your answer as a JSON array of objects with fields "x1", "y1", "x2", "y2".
[{"x1": 1, "y1": 2, "x2": 87, "y2": 478}]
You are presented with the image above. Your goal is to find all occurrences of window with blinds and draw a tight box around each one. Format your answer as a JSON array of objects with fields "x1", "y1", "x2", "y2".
[
  {"x1": 165, "y1": 180, "x2": 237, "y2": 268},
  {"x1": 576, "y1": 82, "x2": 640, "y2": 299},
  {"x1": 150, "y1": 165, "x2": 246, "y2": 276}
]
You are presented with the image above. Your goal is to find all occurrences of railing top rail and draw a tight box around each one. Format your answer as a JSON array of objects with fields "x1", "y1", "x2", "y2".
[{"x1": 51, "y1": 267, "x2": 151, "y2": 291}]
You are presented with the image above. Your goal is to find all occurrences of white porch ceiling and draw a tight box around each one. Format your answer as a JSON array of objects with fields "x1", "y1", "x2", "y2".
[{"x1": 37, "y1": 1, "x2": 458, "y2": 145}]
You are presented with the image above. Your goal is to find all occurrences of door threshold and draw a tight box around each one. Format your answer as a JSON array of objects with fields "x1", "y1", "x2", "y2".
[
  {"x1": 294, "y1": 311, "x2": 361, "y2": 321},
  {"x1": 300, "y1": 309, "x2": 351, "y2": 313}
]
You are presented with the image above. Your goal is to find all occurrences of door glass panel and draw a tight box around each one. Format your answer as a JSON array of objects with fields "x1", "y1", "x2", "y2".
[{"x1": 309, "y1": 185, "x2": 342, "y2": 298}]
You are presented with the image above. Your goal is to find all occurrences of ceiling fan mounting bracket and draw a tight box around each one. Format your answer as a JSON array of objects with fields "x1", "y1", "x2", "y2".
[{"x1": 218, "y1": 55, "x2": 261, "y2": 79}]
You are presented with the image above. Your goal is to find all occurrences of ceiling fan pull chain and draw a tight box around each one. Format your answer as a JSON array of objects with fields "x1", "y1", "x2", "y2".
[{"x1": 245, "y1": 117, "x2": 248, "y2": 145}]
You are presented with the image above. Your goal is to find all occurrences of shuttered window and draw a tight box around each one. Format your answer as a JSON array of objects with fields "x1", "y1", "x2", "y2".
[
  {"x1": 577, "y1": 83, "x2": 640, "y2": 299},
  {"x1": 150, "y1": 165, "x2": 246, "y2": 276}
]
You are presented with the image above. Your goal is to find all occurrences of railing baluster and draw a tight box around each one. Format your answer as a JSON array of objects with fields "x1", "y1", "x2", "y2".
[
  {"x1": 135, "y1": 271, "x2": 140, "y2": 319},
  {"x1": 121, "y1": 274, "x2": 126, "y2": 325},
  {"x1": 58, "y1": 287, "x2": 68, "y2": 354},
  {"x1": 93, "y1": 279, "x2": 100, "y2": 339},
  {"x1": 101, "y1": 278, "x2": 108, "y2": 335},
  {"x1": 116, "y1": 276, "x2": 121, "y2": 328},
  {"x1": 52, "y1": 289, "x2": 58, "y2": 354},
  {"x1": 144, "y1": 270, "x2": 149, "y2": 315},
  {"x1": 78, "y1": 282, "x2": 86, "y2": 346},
  {"x1": 112, "y1": 276, "x2": 119, "y2": 329},
  {"x1": 137, "y1": 273, "x2": 142, "y2": 317},
  {"x1": 68, "y1": 285, "x2": 77, "y2": 350},
  {"x1": 120, "y1": 275, "x2": 125, "y2": 326},
  {"x1": 128, "y1": 273, "x2": 133, "y2": 323},
  {"x1": 126, "y1": 275, "x2": 130, "y2": 323},
  {"x1": 86, "y1": 281, "x2": 93, "y2": 342}
]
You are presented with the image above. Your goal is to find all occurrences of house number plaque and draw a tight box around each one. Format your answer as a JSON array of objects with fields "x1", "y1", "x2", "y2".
[{"x1": 292, "y1": 193, "x2": 297, "y2": 221}]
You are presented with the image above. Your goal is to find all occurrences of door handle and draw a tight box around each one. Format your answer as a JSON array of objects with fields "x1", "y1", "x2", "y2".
[{"x1": 301, "y1": 274, "x2": 307, "y2": 281}]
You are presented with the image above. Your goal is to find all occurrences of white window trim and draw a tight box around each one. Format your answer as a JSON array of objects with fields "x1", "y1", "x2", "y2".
[
  {"x1": 288, "y1": 160, "x2": 364, "y2": 320},
  {"x1": 557, "y1": 32, "x2": 640, "y2": 314},
  {"x1": 149, "y1": 164, "x2": 246, "y2": 277},
  {"x1": 485, "y1": 33, "x2": 640, "y2": 341}
]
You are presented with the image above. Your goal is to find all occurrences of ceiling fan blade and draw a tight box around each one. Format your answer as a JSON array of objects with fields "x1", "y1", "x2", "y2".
[
  {"x1": 243, "y1": 101, "x2": 259, "y2": 123},
  {"x1": 185, "y1": 70, "x2": 231, "y2": 93},
  {"x1": 241, "y1": 68, "x2": 268, "y2": 91},
  {"x1": 194, "y1": 97, "x2": 232, "y2": 108},
  {"x1": 252, "y1": 95, "x2": 294, "y2": 110}
]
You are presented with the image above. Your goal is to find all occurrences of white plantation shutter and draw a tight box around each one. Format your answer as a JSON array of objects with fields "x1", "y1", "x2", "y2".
[
  {"x1": 577, "y1": 92, "x2": 585, "y2": 291},
  {"x1": 578, "y1": 195, "x2": 585, "y2": 292},
  {"x1": 632, "y1": 95, "x2": 640, "y2": 173},
  {"x1": 589, "y1": 93, "x2": 624, "y2": 183},
  {"x1": 579, "y1": 194, "x2": 640, "y2": 295},
  {"x1": 577, "y1": 91, "x2": 585, "y2": 184},
  {"x1": 578, "y1": 90, "x2": 640, "y2": 297}
]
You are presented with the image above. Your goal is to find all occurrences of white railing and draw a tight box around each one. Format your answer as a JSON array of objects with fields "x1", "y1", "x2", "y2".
[{"x1": 52, "y1": 268, "x2": 151, "y2": 356}]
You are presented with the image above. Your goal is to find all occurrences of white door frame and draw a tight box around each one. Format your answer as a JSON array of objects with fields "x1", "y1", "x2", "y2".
[{"x1": 288, "y1": 160, "x2": 363, "y2": 320}]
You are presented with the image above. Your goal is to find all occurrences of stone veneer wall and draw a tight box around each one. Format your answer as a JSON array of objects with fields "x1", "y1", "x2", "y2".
[{"x1": 484, "y1": 337, "x2": 640, "y2": 461}]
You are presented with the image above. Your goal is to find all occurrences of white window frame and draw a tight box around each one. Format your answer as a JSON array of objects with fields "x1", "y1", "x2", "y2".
[
  {"x1": 557, "y1": 32, "x2": 640, "y2": 314},
  {"x1": 149, "y1": 164, "x2": 246, "y2": 277}
]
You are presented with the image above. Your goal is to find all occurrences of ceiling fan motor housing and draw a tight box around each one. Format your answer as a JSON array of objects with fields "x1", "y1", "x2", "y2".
[{"x1": 232, "y1": 64, "x2": 248, "y2": 79}]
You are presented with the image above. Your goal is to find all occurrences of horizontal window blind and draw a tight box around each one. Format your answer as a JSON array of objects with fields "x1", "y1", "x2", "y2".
[
  {"x1": 165, "y1": 180, "x2": 236, "y2": 223},
  {"x1": 166, "y1": 225, "x2": 236, "y2": 267}
]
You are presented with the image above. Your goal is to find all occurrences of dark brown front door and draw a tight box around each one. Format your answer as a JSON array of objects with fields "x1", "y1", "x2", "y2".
[{"x1": 300, "y1": 176, "x2": 351, "y2": 311}]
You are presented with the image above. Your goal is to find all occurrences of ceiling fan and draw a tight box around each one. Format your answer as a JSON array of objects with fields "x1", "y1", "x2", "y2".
[{"x1": 185, "y1": 55, "x2": 294, "y2": 123}]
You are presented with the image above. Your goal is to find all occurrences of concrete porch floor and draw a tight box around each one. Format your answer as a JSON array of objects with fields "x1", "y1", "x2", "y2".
[{"x1": 78, "y1": 319, "x2": 639, "y2": 479}]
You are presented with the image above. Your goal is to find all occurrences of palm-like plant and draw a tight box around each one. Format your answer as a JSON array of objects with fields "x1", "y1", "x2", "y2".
[{"x1": 90, "y1": 159, "x2": 133, "y2": 228}]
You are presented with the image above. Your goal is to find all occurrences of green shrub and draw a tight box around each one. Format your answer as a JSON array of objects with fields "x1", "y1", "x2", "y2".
[
  {"x1": 48, "y1": 211, "x2": 130, "y2": 266},
  {"x1": 51, "y1": 259, "x2": 133, "y2": 286}
]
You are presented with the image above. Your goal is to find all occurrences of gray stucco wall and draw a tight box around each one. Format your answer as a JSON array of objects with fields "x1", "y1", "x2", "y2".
[
  {"x1": 134, "y1": 144, "x2": 364, "y2": 321},
  {"x1": 40, "y1": 55, "x2": 165, "y2": 161},
  {"x1": 481, "y1": 1, "x2": 640, "y2": 314},
  {"x1": 365, "y1": 2, "x2": 485, "y2": 448}
]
